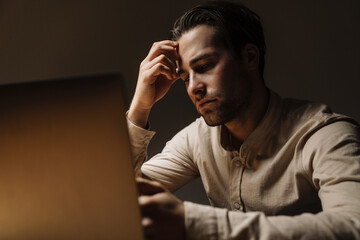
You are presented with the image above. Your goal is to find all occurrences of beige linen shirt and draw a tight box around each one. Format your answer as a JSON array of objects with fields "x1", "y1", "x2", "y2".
[{"x1": 128, "y1": 91, "x2": 360, "y2": 239}]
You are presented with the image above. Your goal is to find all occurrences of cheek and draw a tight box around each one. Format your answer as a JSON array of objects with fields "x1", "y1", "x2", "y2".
[{"x1": 210, "y1": 72, "x2": 227, "y2": 94}]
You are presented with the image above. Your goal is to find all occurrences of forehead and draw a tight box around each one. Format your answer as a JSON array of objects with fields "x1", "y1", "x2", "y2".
[{"x1": 178, "y1": 25, "x2": 221, "y2": 66}]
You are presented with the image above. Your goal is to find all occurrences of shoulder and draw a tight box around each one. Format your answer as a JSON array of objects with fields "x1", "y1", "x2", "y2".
[
  {"x1": 303, "y1": 119, "x2": 360, "y2": 156},
  {"x1": 281, "y1": 97, "x2": 335, "y2": 121},
  {"x1": 271, "y1": 93, "x2": 359, "y2": 156},
  {"x1": 279, "y1": 96, "x2": 358, "y2": 133},
  {"x1": 280, "y1": 98, "x2": 360, "y2": 174}
]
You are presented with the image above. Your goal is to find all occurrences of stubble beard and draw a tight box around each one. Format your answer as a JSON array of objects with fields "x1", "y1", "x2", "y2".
[
  {"x1": 201, "y1": 86, "x2": 253, "y2": 127},
  {"x1": 201, "y1": 100, "x2": 246, "y2": 127}
]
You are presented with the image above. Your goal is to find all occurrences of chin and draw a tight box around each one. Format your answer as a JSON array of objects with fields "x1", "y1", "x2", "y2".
[
  {"x1": 202, "y1": 114, "x2": 227, "y2": 127},
  {"x1": 201, "y1": 109, "x2": 236, "y2": 127},
  {"x1": 203, "y1": 119, "x2": 220, "y2": 127}
]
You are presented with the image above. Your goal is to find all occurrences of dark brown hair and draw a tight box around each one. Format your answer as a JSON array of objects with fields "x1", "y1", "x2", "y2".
[{"x1": 170, "y1": 0, "x2": 266, "y2": 78}]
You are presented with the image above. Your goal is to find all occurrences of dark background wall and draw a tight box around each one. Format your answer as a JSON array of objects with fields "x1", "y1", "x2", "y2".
[{"x1": 1, "y1": 0, "x2": 359, "y2": 204}]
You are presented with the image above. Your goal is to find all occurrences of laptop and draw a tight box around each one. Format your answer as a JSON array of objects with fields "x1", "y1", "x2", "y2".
[{"x1": 0, "y1": 74, "x2": 143, "y2": 239}]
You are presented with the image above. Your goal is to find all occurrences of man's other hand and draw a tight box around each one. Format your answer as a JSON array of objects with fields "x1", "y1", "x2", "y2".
[{"x1": 137, "y1": 177, "x2": 185, "y2": 240}]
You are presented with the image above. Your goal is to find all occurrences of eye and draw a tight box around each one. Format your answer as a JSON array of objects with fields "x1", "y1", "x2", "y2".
[{"x1": 194, "y1": 62, "x2": 214, "y2": 73}]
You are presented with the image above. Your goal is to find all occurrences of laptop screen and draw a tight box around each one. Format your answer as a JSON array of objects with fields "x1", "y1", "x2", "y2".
[{"x1": 0, "y1": 74, "x2": 143, "y2": 239}]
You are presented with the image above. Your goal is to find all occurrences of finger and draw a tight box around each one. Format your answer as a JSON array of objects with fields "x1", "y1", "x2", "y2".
[
  {"x1": 151, "y1": 40, "x2": 178, "y2": 47},
  {"x1": 142, "y1": 62, "x2": 177, "y2": 83},
  {"x1": 146, "y1": 41, "x2": 179, "y2": 62},
  {"x1": 142, "y1": 216, "x2": 155, "y2": 237},
  {"x1": 142, "y1": 216, "x2": 163, "y2": 240},
  {"x1": 138, "y1": 195, "x2": 158, "y2": 218},
  {"x1": 143, "y1": 54, "x2": 177, "y2": 73},
  {"x1": 136, "y1": 177, "x2": 166, "y2": 195},
  {"x1": 143, "y1": 54, "x2": 178, "y2": 78}
]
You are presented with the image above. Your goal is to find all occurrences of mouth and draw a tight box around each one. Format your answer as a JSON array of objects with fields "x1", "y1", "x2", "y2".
[{"x1": 197, "y1": 98, "x2": 217, "y2": 111}]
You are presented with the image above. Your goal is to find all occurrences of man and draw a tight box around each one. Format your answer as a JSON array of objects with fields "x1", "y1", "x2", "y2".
[{"x1": 127, "y1": 1, "x2": 360, "y2": 239}]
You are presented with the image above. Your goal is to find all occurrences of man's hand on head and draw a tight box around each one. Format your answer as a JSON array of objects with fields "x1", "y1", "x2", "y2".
[
  {"x1": 136, "y1": 177, "x2": 185, "y2": 240},
  {"x1": 128, "y1": 40, "x2": 180, "y2": 129}
]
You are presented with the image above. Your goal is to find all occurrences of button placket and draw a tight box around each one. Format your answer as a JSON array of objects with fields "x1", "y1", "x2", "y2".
[
  {"x1": 229, "y1": 151, "x2": 242, "y2": 212},
  {"x1": 231, "y1": 150, "x2": 243, "y2": 167},
  {"x1": 238, "y1": 160, "x2": 247, "y2": 212},
  {"x1": 233, "y1": 201, "x2": 244, "y2": 211},
  {"x1": 233, "y1": 144, "x2": 248, "y2": 212}
]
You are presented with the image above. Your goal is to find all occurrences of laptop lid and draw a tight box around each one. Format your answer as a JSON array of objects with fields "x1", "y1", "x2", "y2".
[{"x1": 0, "y1": 74, "x2": 143, "y2": 239}]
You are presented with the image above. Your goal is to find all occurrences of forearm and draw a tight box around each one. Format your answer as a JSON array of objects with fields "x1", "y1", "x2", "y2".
[
  {"x1": 184, "y1": 202, "x2": 360, "y2": 240},
  {"x1": 127, "y1": 39, "x2": 180, "y2": 175}
]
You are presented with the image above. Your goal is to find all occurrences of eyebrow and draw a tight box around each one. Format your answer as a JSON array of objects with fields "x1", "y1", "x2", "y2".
[{"x1": 189, "y1": 52, "x2": 219, "y2": 67}]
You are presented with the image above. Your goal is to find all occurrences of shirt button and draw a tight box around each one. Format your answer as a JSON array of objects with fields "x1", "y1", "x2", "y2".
[
  {"x1": 234, "y1": 202, "x2": 241, "y2": 210},
  {"x1": 235, "y1": 160, "x2": 242, "y2": 167}
]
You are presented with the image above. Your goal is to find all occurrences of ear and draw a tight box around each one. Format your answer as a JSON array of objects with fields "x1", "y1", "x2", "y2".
[{"x1": 242, "y1": 43, "x2": 259, "y2": 72}]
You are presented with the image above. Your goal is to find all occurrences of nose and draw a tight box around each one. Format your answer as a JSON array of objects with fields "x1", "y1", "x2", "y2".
[{"x1": 187, "y1": 73, "x2": 206, "y2": 99}]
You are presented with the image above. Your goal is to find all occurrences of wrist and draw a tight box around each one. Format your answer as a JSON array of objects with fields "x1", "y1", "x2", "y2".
[{"x1": 128, "y1": 105, "x2": 151, "y2": 129}]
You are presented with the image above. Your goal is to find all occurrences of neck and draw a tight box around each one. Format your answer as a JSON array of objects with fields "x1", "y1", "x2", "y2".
[{"x1": 225, "y1": 83, "x2": 269, "y2": 149}]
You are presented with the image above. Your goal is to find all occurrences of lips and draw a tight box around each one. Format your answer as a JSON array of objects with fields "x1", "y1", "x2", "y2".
[{"x1": 197, "y1": 98, "x2": 216, "y2": 111}]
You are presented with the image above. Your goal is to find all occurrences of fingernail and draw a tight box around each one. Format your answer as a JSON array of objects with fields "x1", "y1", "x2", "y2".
[{"x1": 138, "y1": 196, "x2": 147, "y2": 205}]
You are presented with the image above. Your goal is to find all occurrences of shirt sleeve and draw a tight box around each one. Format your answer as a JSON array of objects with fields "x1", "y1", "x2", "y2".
[
  {"x1": 183, "y1": 120, "x2": 360, "y2": 239},
  {"x1": 127, "y1": 115, "x2": 199, "y2": 191},
  {"x1": 126, "y1": 115, "x2": 155, "y2": 177},
  {"x1": 141, "y1": 122, "x2": 200, "y2": 192}
]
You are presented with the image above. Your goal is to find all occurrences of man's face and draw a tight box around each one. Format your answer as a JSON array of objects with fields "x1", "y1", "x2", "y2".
[{"x1": 178, "y1": 25, "x2": 253, "y2": 126}]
